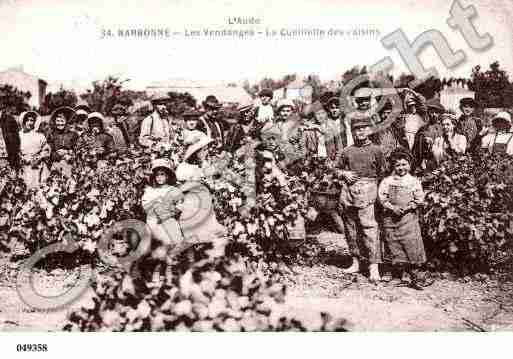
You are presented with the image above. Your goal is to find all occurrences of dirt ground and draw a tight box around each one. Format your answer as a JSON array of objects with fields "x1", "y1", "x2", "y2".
[{"x1": 1, "y1": 255, "x2": 512, "y2": 331}]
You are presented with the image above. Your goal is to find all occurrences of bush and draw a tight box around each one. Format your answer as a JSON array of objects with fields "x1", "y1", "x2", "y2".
[
  {"x1": 421, "y1": 154, "x2": 513, "y2": 274},
  {"x1": 63, "y1": 241, "x2": 347, "y2": 331}
]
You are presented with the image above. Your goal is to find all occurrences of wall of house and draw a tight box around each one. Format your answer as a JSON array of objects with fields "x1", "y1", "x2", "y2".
[{"x1": 0, "y1": 71, "x2": 44, "y2": 108}]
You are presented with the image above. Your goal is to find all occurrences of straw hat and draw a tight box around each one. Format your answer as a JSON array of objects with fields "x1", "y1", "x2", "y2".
[
  {"x1": 50, "y1": 106, "x2": 75, "y2": 123},
  {"x1": 150, "y1": 158, "x2": 176, "y2": 185},
  {"x1": 492, "y1": 111, "x2": 512, "y2": 127},
  {"x1": 276, "y1": 98, "x2": 295, "y2": 112}
]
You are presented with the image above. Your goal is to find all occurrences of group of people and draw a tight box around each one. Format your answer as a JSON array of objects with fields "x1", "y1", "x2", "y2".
[{"x1": 1, "y1": 86, "x2": 513, "y2": 289}]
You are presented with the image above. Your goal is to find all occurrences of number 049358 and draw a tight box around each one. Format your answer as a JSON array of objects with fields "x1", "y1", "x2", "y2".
[{"x1": 16, "y1": 344, "x2": 48, "y2": 352}]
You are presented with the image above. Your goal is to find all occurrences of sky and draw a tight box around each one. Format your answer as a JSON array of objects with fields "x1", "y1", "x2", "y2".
[{"x1": 0, "y1": 0, "x2": 512, "y2": 91}]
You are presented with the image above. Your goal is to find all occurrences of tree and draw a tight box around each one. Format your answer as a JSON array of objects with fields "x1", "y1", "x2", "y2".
[
  {"x1": 166, "y1": 92, "x2": 197, "y2": 117},
  {"x1": 41, "y1": 87, "x2": 78, "y2": 115},
  {"x1": 470, "y1": 61, "x2": 511, "y2": 108},
  {"x1": 341, "y1": 66, "x2": 361, "y2": 85},
  {"x1": 0, "y1": 84, "x2": 31, "y2": 116},
  {"x1": 79, "y1": 76, "x2": 136, "y2": 115}
]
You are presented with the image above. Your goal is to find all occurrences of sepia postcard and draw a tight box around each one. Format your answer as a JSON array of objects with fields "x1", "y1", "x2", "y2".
[{"x1": 0, "y1": 0, "x2": 512, "y2": 357}]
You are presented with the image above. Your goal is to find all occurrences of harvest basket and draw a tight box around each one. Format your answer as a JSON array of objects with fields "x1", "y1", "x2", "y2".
[{"x1": 310, "y1": 189, "x2": 340, "y2": 212}]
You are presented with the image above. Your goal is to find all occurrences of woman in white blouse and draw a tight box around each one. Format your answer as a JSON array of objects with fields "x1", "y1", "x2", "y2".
[
  {"x1": 432, "y1": 113, "x2": 467, "y2": 165},
  {"x1": 18, "y1": 111, "x2": 50, "y2": 190}
]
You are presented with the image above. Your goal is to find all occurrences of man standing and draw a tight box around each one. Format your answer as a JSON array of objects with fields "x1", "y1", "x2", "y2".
[
  {"x1": 225, "y1": 105, "x2": 255, "y2": 153},
  {"x1": 412, "y1": 98, "x2": 445, "y2": 171},
  {"x1": 197, "y1": 95, "x2": 225, "y2": 150},
  {"x1": 139, "y1": 97, "x2": 172, "y2": 148},
  {"x1": 398, "y1": 89, "x2": 427, "y2": 152},
  {"x1": 108, "y1": 103, "x2": 132, "y2": 151},
  {"x1": 370, "y1": 99, "x2": 409, "y2": 160},
  {"x1": 321, "y1": 93, "x2": 352, "y2": 161},
  {"x1": 456, "y1": 97, "x2": 482, "y2": 152},
  {"x1": 255, "y1": 88, "x2": 274, "y2": 125}
]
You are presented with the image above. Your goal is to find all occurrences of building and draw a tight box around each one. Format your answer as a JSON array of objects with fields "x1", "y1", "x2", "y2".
[
  {"x1": 146, "y1": 79, "x2": 252, "y2": 107},
  {"x1": 272, "y1": 77, "x2": 313, "y2": 103},
  {"x1": 0, "y1": 67, "x2": 47, "y2": 109},
  {"x1": 440, "y1": 84, "x2": 475, "y2": 117}
]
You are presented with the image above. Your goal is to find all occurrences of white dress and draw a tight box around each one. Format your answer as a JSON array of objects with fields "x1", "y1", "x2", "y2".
[
  {"x1": 175, "y1": 162, "x2": 227, "y2": 244},
  {"x1": 19, "y1": 130, "x2": 50, "y2": 189},
  {"x1": 142, "y1": 185, "x2": 184, "y2": 246}
]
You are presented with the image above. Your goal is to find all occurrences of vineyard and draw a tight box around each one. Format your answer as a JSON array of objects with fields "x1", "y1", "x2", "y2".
[{"x1": 1, "y1": 135, "x2": 513, "y2": 331}]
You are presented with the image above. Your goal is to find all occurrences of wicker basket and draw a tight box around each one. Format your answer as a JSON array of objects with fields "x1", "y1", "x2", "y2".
[{"x1": 310, "y1": 189, "x2": 340, "y2": 212}]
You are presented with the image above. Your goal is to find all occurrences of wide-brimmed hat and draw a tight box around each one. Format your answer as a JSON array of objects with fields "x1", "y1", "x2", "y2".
[
  {"x1": 74, "y1": 104, "x2": 91, "y2": 114},
  {"x1": 439, "y1": 112, "x2": 457, "y2": 123},
  {"x1": 326, "y1": 96, "x2": 341, "y2": 107},
  {"x1": 151, "y1": 158, "x2": 173, "y2": 172},
  {"x1": 183, "y1": 133, "x2": 214, "y2": 161},
  {"x1": 151, "y1": 96, "x2": 170, "y2": 106},
  {"x1": 238, "y1": 104, "x2": 254, "y2": 115},
  {"x1": 50, "y1": 106, "x2": 75, "y2": 124},
  {"x1": 459, "y1": 97, "x2": 477, "y2": 108},
  {"x1": 150, "y1": 158, "x2": 177, "y2": 184},
  {"x1": 353, "y1": 87, "x2": 372, "y2": 99},
  {"x1": 492, "y1": 111, "x2": 512, "y2": 127},
  {"x1": 110, "y1": 103, "x2": 127, "y2": 116},
  {"x1": 202, "y1": 95, "x2": 222, "y2": 109},
  {"x1": 258, "y1": 88, "x2": 273, "y2": 99},
  {"x1": 351, "y1": 115, "x2": 373, "y2": 129},
  {"x1": 276, "y1": 98, "x2": 295, "y2": 112},
  {"x1": 182, "y1": 109, "x2": 202, "y2": 120},
  {"x1": 87, "y1": 112, "x2": 105, "y2": 129},
  {"x1": 426, "y1": 98, "x2": 445, "y2": 112},
  {"x1": 17, "y1": 111, "x2": 39, "y2": 127}
]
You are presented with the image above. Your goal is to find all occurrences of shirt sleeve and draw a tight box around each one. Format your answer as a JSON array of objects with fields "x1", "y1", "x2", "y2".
[
  {"x1": 39, "y1": 135, "x2": 51, "y2": 158},
  {"x1": 411, "y1": 177, "x2": 425, "y2": 205},
  {"x1": 138, "y1": 116, "x2": 152, "y2": 147},
  {"x1": 455, "y1": 134, "x2": 467, "y2": 153},
  {"x1": 378, "y1": 177, "x2": 393, "y2": 208}
]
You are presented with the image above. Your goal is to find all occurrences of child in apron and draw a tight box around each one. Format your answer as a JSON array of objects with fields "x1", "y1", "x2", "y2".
[{"x1": 378, "y1": 148, "x2": 433, "y2": 290}]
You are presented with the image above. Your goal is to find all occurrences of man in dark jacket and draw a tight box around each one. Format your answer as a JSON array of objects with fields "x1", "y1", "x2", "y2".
[
  {"x1": 197, "y1": 95, "x2": 225, "y2": 150},
  {"x1": 411, "y1": 98, "x2": 445, "y2": 171},
  {"x1": 457, "y1": 97, "x2": 483, "y2": 153},
  {"x1": 0, "y1": 107, "x2": 21, "y2": 170}
]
